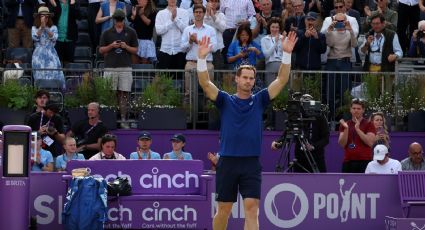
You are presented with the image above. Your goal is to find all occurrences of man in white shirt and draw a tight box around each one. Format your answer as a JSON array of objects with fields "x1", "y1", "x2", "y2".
[
  {"x1": 365, "y1": 144, "x2": 402, "y2": 174},
  {"x1": 204, "y1": 0, "x2": 226, "y2": 69},
  {"x1": 181, "y1": 4, "x2": 217, "y2": 104},
  {"x1": 155, "y1": 0, "x2": 189, "y2": 70},
  {"x1": 321, "y1": 0, "x2": 359, "y2": 36}
]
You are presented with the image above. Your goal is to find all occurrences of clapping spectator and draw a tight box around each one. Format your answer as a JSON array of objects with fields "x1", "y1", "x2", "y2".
[
  {"x1": 130, "y1": 0, "x2": 158, "y2": 64},
  {"x1": 281, "y1": 0, "x2": 295, "y2": 27},
  {"x1": 129, "y1": 131, "x2": 161, "y2": 159},
  {"x1": 89, "y1": 134, "x2": 126, "y2": 160},
  {"x1": 204, "y1": 0, "x2": 226, "y2": 69},
  {"x1": 163, "y1": 134, "x2": 193, "y2": 160},
  {"x1": 261, "y1": 17, "x2": 285, "y2": 85},
  {"x1": 364, "y1": 0, "x2": 397, "y2": 32},
  {"x1": 32, "y1": 6, "x2": 65, "y2": 89},
  {"x1": 227, "y1": 24, "x2": 264, "y2": 69},
  {"x1": 95, "y1": 0, "x2": 126, "y2": 33}
]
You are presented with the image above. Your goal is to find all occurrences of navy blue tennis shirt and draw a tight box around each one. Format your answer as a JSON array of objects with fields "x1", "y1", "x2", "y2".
[{"x1": 215, "y1": 88, "x2": 270, "y2": 157}]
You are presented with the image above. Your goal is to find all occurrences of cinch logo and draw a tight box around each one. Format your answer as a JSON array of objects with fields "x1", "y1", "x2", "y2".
[
  {"x1": 264, "y1": 179, "x2": 381, "y2": 229},
  {"x1": 93, "y1": 171, "x2": 132, "y2": 185},
  {"x1": 141, "y1": 202, "x2": 197, "y2": 222},
  {"x1": 139, "y1": 167, "x2": 199, "y2": 189}
]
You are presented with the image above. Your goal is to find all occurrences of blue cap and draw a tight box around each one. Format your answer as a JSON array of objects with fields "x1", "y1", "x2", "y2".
[
  {"x1": 138, "y1": 131, "x2": 152, "y2": 140},
  {"x1": 170, "y1": 133, "x2": 186, "y2": 143}
]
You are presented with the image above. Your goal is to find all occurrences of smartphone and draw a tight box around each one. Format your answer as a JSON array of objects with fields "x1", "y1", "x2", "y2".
[
  {"x1": 116, "y1": 40, "x2": 122, "y2": 43},
  {"x1": 377, "y1": 127, "x2": 384, "y2": 135},
  {"x1": 335, "y1": 21, "x2": 345, "y2": 29}
]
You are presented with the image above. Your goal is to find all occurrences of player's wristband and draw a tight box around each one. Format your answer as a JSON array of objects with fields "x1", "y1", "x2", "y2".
[
  {"x1": 197, "y1": 58, "x2": 208, "y2": 72},
  {"x1": 281, "y1": 51, "x2": 291, "y2": 64}
]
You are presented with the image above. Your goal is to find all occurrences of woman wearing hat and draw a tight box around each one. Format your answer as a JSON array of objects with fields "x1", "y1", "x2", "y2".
[{"x1": 31, "y1": 6, "x2": 65, "y2": 89}]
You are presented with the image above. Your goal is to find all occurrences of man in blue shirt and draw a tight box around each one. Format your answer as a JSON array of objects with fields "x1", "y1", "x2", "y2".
[
  {"x1": 129, "y1": 131, "x2": 161, "y2": 160},
  {"x1": 163, "y1": 133, "x2": 193, "y2": 160},
  {"x1": 196, "y1": 32, "x2": 297, "y2": 230}
]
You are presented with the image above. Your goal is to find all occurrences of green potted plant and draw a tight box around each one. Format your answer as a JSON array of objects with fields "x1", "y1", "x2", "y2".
[
  {"x1": 0, "y1": 79, "x2": 35, "y2": 125},
  {"x1": 65, "y1": 76, "x2": 118, "y2": 130},
  {"x1": 397, "y1": 76, "x2": 425, "y2": 131},
  {"x1": 136, "y1": 74, "x2": 186, "y2": 130},
  {"x1": 271, "y1": 86, "x2": 289, "y2": 131}
]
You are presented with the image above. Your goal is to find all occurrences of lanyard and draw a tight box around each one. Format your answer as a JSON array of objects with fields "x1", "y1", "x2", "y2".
[
  {"x1": 85, "y1": 122, "x2": 98, "y2": 135},
  {"x1": 39, "y1": 112, "x2": 51, "y2": 128}
]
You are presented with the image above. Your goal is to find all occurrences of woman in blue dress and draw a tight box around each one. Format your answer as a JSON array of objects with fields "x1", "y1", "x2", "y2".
[{"x1": 32, "y1": 6, "x2": 65, "y2": 89}]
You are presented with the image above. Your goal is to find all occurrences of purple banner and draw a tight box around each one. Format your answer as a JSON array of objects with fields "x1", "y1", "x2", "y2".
[
  {"x1": 67, "y1": 160, "x2": 205, "y2": 195},
  {"x1": 28, "y1": 170, "x2": 425, "y2": 230}
]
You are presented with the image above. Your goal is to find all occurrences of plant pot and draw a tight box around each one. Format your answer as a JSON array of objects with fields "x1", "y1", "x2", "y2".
[
  {"x1": 407, "y1": 111, "x2": 425, "y2": 132},
  {"x1": 67, "y1": 107, "x2": 117, "y2": 130},
  {"x1": 138, "y1": 108, "x2": 186, "y2": 130},
  {"x1": 208, "y1": 110, "x2": 220, "y2": 130},
  {"x1": 0, "y1": 107, "x2": 28, "y2": 126}
]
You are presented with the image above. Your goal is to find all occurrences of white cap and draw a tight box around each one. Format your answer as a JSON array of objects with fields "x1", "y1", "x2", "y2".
[{"x1": 373, "y1": 144, "x2": 388, "y2": 161}]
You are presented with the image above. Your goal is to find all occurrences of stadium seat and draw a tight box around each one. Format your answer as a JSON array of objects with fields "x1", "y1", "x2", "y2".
[
  {"x1": 76, "y1": 19, "x2": 89, "y2": 32},
  {"x1": 76, "y1": 32, "x2": 91, "y2": 47},
  {"x1": 398, "y1": 171, "x2": 425, "y2": 217},
  {"x1": 73, "y1": 46, "x2": 92, "y2": 64},
  {"x1": 79, "y1": 6, "x2": 88, "y2": 19},
  {"x1": 5, "y1": 47, "x2": 32, "y2": 63}
]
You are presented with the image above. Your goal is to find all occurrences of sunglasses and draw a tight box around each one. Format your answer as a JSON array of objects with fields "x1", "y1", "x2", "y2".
[{"x1": 334, "y1": 5, "x2": 344, "y2": 9}]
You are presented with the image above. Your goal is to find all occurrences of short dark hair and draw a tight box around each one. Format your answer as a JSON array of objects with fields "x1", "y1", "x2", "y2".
[
  {"x1": 351, "y1": 98, "x2": 366, "y2": 108},
  {"x1": 193, "y1": 4, "x2": 206, "y2": 13},
  {"x1": 45, "y1": 101, "x2": 60, "y2": 113},
  {"x1": 101, "y1": 134, "x2": 117, "y2": 146},
  {"x1": 236, "y1": 65, "x2": 257, "y2": 76},
  {"x1": 370, "y1": 13, "x2": 386, "y2": 23},
  {"x1": 267, "y1": 17, "x2": 282, "y2": 34},
  {"x1": 34, "y1": 89, "x2": 50, "y2": 99}
]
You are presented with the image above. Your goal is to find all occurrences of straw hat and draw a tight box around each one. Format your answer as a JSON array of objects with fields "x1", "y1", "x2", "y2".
[{"x1": 34, "y1": 6, "x2": 54, "y2": 17}]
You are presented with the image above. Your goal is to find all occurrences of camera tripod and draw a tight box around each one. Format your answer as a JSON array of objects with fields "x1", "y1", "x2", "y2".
[{"x1": 275, "y1": 130, "x2": 320, "y2": 173}]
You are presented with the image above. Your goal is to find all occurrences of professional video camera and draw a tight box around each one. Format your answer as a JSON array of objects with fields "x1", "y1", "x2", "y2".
[{"x1": 284, "y1": 92, "x2": 327, "y2": 136}]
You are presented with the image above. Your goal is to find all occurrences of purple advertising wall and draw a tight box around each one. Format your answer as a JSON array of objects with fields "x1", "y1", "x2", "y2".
[
  {"x1": 26, "y1": 160, "x2": 425, "y2": 230},
  {"x1": 112, "y1": 130, "x2": 425, "y2": 172}
]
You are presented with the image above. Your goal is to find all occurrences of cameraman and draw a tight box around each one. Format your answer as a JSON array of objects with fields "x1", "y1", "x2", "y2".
[
  {"x1": 271, "y1": 94, "x2": 330, "y2": 172},
  {"x1": 408, "y1": 20, "x2": 425, "y2": 57}
]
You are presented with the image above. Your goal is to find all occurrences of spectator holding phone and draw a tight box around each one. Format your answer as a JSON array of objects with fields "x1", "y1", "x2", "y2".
[
  {"x1": 370, "y1": 112, "x2": 390, "y2": 147},
  {"x1": 129, "y1": 131, "x2": 161, "y2": 159}
]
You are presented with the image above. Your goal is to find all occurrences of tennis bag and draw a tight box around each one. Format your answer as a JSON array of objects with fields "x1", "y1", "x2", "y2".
[{"x1": 63, "y1": 176, "x2": 108, "y2": 230}]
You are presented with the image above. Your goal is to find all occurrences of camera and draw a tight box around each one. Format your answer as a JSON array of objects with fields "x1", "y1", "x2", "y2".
[
  {"x1": 284, "y1": 92, "x2": 327, "y2": 136},
  {"x1": 334, "y1": 21, "x2": 345, "y2": 29},
  {"x1": 368, "y1": 30, "x2": 374, "y2": 37},
  {"x1": 75, "y1": 136, "x2": 88, "y2": 146}
]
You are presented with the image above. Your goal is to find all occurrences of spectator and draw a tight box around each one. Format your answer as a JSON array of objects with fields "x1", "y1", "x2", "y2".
[
  {"x1": 397, "y1": 0, "x2": 419, "y2": 52},
  {"x1": 271, "y1": 94, "x2": 330, "y2": 172},
  {"x1": 180, "y1": 0, "x2": 207, "y2": 9},
  {"x1": 261, "y1": 17, "x2": 285, "y2": 85},
  {"x1": 155, "y1": 0, "x2": 189, "y2": 71},
  {"x1": 129, "y1": 131, "x2": 161, "y2": 159},
  {"x1": 50, "y1": 0, "x2": 80, "y2": 66},
  {"x1": 359, "y1": 13, "x2": 402, "y2": 93},
  {"x1": 95, "y1": 0, "x2": 126, "y2": 33},
  {"x1": 401, "y1": 142, "x2": 425, "y2": 170},
  {"x1": 27, "y1": 101, "x2": 65, "y2": 157},
  {"x1": 129, "y1": 0, "x2": 158, "y2": 64},
  {"x1": 252, "y1": 0, "x2": 280, "y2": 45},
  {"x1": 271, "y1": 0, "x2": 283, "y2": 16},
  {"x1": 56, "y1": 137, "x2": 85, "y2": 171},
  {"x1": 364, "y1": 0, "x2": 398, "y2": 32},
  {"x1": 331, "y1": 0, "x2": 361, "y2": 33},
  {"x1": 320, "y1": 0, "x2": 359, "y2": 36},
  {"x1": 227, "y1": 24, "x2": 264, "y2": 69},
  {"x1": 281, "y1": 0, "x2": 295, "y2": 27},
  {"x1": 88, "y1": 0, "x2": 103, "y2": 52},
  {"x1": 32, "y1": 6, "x2": 65, "y2": 89},
  {"x1": 304, "y1": 0, "x2": 322, "y2": 15},
  {"x1": 203, "y1": 0, "x2": 226, "y2": 69},
  {"x1": 220, "y1": 0, "x2": 256, "y2": 66},
  {"x1": 365, "y1": 144, "x2": 402, "y2": 174},
  {"x1": 370, "y1": 112, "x2": 390, "y2": 147},
  {"x1": 31, "y1": 134, "x2": 54, "y2": 172},
  {"x1": 325, "y1": 13, "x2": 357, "y2": 118},
  {"x1": 99, "y1": 9, "x2": 138, "y2": 127},
  {"x1": 163, "y1": 133, "x2": 193, "y2": 160},
  {"x1": 284, "y1": 0, "x2": 306, "y2": 33},
  {"x1": 66, "y1": 102, "x2": 108, "y2": 159},
  {"x1": 181, "y1": 4, "x2": 217, "y2": 103},
  {"x1": 89, "y1": 134, "x2": 126, "y2": 160},
  {"x1": 293, "y1": 12, "x2": 326, "y2": 71},
  {"x1": 5, "y1": 0, "x2": 36, "y2": 48},
  {"x1": 338, "y1": 98, "x2": 376, "y2": 173},
  {"x1": 32, "y1": 89, "x2": 50, "y2": 113},
  {"x1": 408, "y1": 20, "x2": 425, "y2": 57},
  {"x1": 185, "y1": 0, "x2": 205, "y2": 24}
]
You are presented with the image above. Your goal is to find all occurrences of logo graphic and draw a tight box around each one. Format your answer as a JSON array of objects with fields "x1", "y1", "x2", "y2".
[
  {"x1": 411, "y1": 222, "x2": 425, "y2": 230},
  {"x1": 139, "y1": 167, "x2": 199, "y2": 189},
  {"x1": 338, "y1": 179, "x2": 356, "y2": 223},
  {"x1": 264, "y1": 183, "x2": 309, "y2": 228}
]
